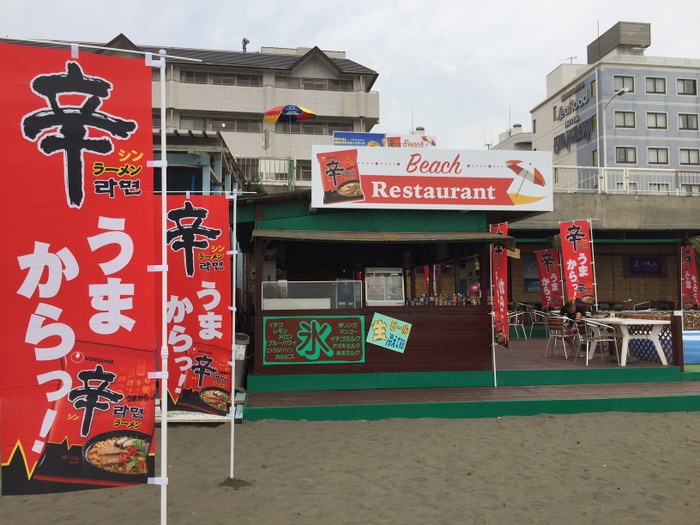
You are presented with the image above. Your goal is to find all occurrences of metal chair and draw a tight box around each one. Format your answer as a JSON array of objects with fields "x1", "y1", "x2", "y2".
[
  {"x1": 575, "y1": 318, "x2": 619, "y2": 366},
  {"x1": 508, "y1": 310, "x2": 528, "y2": 340},
  {"x1": 544, "y1": 315, "x2": 573, "y2": 358},
  {"x1": 528, "y1": 309, "x2": 549, "y2": 338}
]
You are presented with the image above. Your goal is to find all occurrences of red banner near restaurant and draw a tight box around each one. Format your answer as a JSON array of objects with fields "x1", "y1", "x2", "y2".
[
  {"x1": 534, "y1": 249, "x2": 564, "y2": 310},
  {"x1": 681, "y1": 247, "x2": 699, "y2": 309},
  {"x1": 0, "y1": 43, "x2": 156, "y2": 494},
  {"x1": 491, "y1": 223, "x2": 509, "y2": 345},
  {"x1": 559, "y1": 220, "x2": 596, "y2": 306},
  {"x1": 165, "y1": 195, "x2": 232, "y2": 416}
]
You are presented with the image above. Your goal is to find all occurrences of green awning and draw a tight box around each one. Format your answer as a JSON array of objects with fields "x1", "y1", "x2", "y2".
[{"x1": 252, "y1": 229, "x2": 515, "y2": 246}]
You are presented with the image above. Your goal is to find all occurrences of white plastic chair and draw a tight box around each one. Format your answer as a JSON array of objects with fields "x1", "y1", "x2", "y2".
[{"x1": 508, "y1": 310, "x2": 528, "y2": 340}]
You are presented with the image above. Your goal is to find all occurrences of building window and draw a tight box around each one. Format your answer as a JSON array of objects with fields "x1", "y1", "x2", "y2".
[
  {"x1": 153, "y1": 112, "x2": 161, "y2": 128},
  {"x1": 179, "y1": 116, "x2": 207, "y2": 130},
  {"x1": 592, "y1": 149, "x2": 598, "y2": 167},
  {"x1": 552, "y1": 106, "x2": 558, "y2": 122},
  {"x1": 181, "y1": 71, "x2": 209, "y2": 84},
  {"x1": 275, "y1": 76, "x2": 301, "y2": 89},
  {"x1": 180, "y1": 115, "x2": 262, "y2": 132},
  {"x1": 532, "y1": 119, "x2": 537, "y2": 134},
  {"x1": 296, "y1": 161, "x2": 312, "y2": 182},
  {"x1": 679, "y1": 113, "x2": 699, "y2": 130},
  {"x1": 276, "y1": 121, "x2": 353, "y2": 135},
  {"x1": 682, "y1": 184, "x2": 700, "y2": 195},
  {"x1": 616, "y1": 181, "x2": 639, "y2": 192},
  {"x1": 649, "y1": 182, "x2": 670, "y2": 194},
  {"x1": 645, "y1": 77, "x2": 666, "y2": 94},
  {"x1": 181, "y1": 70, "x2": 262, "y2": 87},
  {"x1": 591, "y1": 115, "x2": 597, "y2": 131},
  {"x1": 616, "y1": 147, "x2": 637, "y2": 164},
  {"x1": 276, "y1": 76, "x2": 353, "y2": 92},
  {"x1": 647, "y1": 148, "x2": 669, "y2": 165},
  {"x1": 591, "y1": 79, "x2": 596, "y2": 98},
  {"x1": 613, "y1": 75, "x2": 634, "y2": 93},
  {"x1": 646, "y1": 112, "x2": 667, "y2": 129},
  {"x1": 680, "y1": 148, "x2": 700, "y2": 165},
  {"x1": 614, "y1": 111, "x2": 635, "y2": 128},
  {"x1": 678, "y1": 79, "x2": 697, "y2": 95}
]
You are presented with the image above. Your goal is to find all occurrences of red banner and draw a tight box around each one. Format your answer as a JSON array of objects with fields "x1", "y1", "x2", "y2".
[
  {"x1": 165, "y1": 195, "x2": 232, "y2": 416},
  {"x1": 559, "y1": 220, "x2": 596, "y2": 306},
  {"x1": 491, "y1": 223, "x2": 509, "y2": 345},
  {"x1": 534, "y1": 249, "x2": 564, "y2": 310},
  {"x1": 681, "y1": 247, "x2": 699, "y2": 309},
  {"x1": 0, "y1": 43, "x2": 156, "y2": 494}
]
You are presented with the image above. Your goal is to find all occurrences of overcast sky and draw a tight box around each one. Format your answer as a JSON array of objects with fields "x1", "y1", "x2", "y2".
[{"x1": 3, "y1": 0, "x2": 699, "y2": 149}]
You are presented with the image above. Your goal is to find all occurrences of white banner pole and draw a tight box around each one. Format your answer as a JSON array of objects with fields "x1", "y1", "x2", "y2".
[
  {"x1": 230, "y1": 191, "x2": 238, "y2": 480},
  {"x1": 158, "y1": 49, "x2": 169, "y2": 525},
  {"x1": 489, "y1": 224, "x2": 497, "y2": 387},
  {"x1": 589, "y1": 218, "x2": 599, "y2": 311}
]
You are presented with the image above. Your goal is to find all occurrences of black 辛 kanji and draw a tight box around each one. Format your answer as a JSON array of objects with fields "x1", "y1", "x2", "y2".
[
  {"x1": 167, "y1": 201, "x2": 222, "y2": 277},
  {"x1": 539, "y1": 251, "x2": 556, "y2": 272},
  {"x1": 68, "y1": 365, "x2": 125, "y2": 437},
  {"x1": 323, "y1": 159, "x2": 345, "y2": 186},
  {"x1": 191, "y1": 354, "x2": 217, "y2": 388},
  {"x1": 22, "y1": 61, "x2": 138, "y2": 208},
  {"x1": 564, "y1": 224, "x2": 587, "y2": 252}
]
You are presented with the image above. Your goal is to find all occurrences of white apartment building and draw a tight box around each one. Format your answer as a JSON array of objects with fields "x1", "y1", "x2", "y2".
[{"x1": 106, "y1": 34, "x2": 380, "y2": 193}]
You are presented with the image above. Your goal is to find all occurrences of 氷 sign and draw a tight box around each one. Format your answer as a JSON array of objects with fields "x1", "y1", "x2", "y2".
[{"x1": 263, "y1": 316, "x2": 365, "y2": 365}]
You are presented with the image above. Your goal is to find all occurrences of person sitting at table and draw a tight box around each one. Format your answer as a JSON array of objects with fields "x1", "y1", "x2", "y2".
[{"x1": 559, "y1": 300, "x2": 586, "y2": 357}]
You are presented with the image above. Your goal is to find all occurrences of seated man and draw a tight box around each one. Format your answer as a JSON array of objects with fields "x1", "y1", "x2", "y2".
[{"x1": 559, "y1": 300, "x2": 586, "y2": 357}]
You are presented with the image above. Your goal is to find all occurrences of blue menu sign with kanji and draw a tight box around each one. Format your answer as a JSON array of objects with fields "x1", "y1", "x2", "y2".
[{"x1": 366, "y1": 313, "x2": 412, "y2": 354}]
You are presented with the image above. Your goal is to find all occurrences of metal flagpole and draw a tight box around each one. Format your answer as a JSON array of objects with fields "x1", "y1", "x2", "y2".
[
  {"x1": 589, "y1": 218, "x2": 599, "y2": 311},
  {"x1": 489, "y1": 225, "x2": 497, "y2": 387},
  {"x1": 144, "y1": 48, "x2": 172, "y2": 525},
  {"x1": 229, "y1": 190, "x2": 238, "y2": 480},
  {"x1": 157, "y1": 49, "x2": 169, "y2": 525}
]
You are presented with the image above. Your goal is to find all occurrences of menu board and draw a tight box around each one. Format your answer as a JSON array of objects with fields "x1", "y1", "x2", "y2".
[{"x1": 263, "y1": 316, "x2": 365, "y2": 365}]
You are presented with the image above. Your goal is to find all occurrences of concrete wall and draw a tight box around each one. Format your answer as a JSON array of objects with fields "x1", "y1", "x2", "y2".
[{"x1": 510, "y1": 193, "x2": 700, "y2": 232}]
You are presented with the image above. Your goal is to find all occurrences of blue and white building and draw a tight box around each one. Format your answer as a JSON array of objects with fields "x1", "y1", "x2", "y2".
[{"x1": 531, "y1": 21, "x2": 700, "y2": 196}]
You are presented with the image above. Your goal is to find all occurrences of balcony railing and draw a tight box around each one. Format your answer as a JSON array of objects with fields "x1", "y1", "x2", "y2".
[{"x1": 554, "y1": 166, "x2": 700, "y2": 196}]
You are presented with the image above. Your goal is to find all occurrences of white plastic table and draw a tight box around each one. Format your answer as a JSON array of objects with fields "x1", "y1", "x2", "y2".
[{"x1": 601, "y1": 318, "x2": 670, "y2": 367}]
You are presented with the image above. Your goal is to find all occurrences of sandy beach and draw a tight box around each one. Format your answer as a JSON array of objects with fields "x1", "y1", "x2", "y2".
[{"x1": 2, "y1": 412, "x2": 700, "y2": 524}]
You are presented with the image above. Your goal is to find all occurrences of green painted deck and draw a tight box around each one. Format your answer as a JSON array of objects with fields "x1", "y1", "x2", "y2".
[{"x1": 243, "y1": 336, "x2": 700, "y2": 421}]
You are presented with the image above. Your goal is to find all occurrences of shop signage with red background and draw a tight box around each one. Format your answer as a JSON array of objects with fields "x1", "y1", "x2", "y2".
[
  {"x1": 491, "y1": 224, "x2": 509, "y2": 345},
  {"x1": 534, "y1": 249, "x2": 564, "y2": 310},
  {"x1": 311, "y1": 146, "x2": 553, "y2": 212},
  {"x1": 165, "y1": 195, "x2": 232, "y2": 416},
  {"x1": 559, "y1": 220, "x2": 596, "y2": 306},
  {"x1": 263, "y1": 316, "x2": 365, "y2": 365},
  {"x1": 681, "y1": 247, "x2": 699, "y2": 309},
  {"x1": 0, "y1": 43, "x2": 156, "y2": 494}
]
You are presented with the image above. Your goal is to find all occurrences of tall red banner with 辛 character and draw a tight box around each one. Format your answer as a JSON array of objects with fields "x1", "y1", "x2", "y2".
[
  {"x1": 559, "y1": 220, "x2": 596, "y2": 307},
  {"x1": 534, "y1": 249, "x2": 564, "y2": 310},
  {"x1": 165, "y1": 195, "x2": 232, "y2": 416},
  {"x1": 0, "y1": 43, "x2": 156, "y2": 494},
  {"x1": 681, "y1": 247, "x2": 699, "y2": 309},
  {"x1": 491, "y1": 223, "x2": 509, "y2": 345}
]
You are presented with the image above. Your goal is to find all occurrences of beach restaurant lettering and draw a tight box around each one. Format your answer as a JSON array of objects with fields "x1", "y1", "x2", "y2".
[{"x1": 553, "y1": 117, "x2": 593, "y2": 153}]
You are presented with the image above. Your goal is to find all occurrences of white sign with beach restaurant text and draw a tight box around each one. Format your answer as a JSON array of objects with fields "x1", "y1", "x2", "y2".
[{"x1": 311, "y1": 146, "x2": 553, "y2": 211}]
